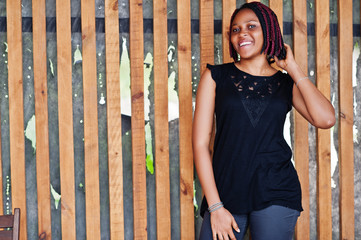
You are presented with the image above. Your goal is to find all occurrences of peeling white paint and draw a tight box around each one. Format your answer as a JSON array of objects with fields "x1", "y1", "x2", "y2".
[
  {"x1": 50, "y1": 184, "x2": 61, "y2": 209},
  {"x1": 167, "y1": 45, "x2": 176, "y2": 62},
  {"x1": 331, "y1": 127, "x2": 338, "y2": 188},
  {"x1": 25, "y1": 115, "x2": 36, "y2": 153},
  {"x1": 49, "y1": 58, "x2": 55, "y2": 76},
  {"x1": 352, "y1": 42, "x2": 360, "y2": 87},
  {"x1": 168, "y1": 71, "x2": 179, "y2": 121},
  {"x1": 145, "y1": 122, "x2": 154, "y2": 174},
  {"x1": 168, "y1": 43, "x2": 179, "y2": 122},
  {"x1": 354, "y1": 125, "x2": 358, "y2": 144},
  {"x1": 144, "y1": 53, "x2": 153, "y2": 121},
  {"x1": 355, "y1": 92, "x2": 358, "y2": 143},
  {"x1": 193, "y1": 180, "x2": 198, "y2": 210},
  {"x1": 99, "y1": 93, "x2": 105, "y2": 105},
  {"x1": 119, "y1": 37, "x2": 131, "y2": 117},
  {"x1": 353, "y1": 42, "x2": 359, "y2": 144},
  {"x1": 73, "y1": 45, "x2": 82, "y2": 65}
]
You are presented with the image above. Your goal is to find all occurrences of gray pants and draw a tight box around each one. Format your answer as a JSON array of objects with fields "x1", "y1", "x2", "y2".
[{"x1": 199, "y1": 205, "x2": 300, "y2": 240}]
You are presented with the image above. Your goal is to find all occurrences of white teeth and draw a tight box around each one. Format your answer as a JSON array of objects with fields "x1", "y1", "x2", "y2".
[{"x1": 239, "y1": 42, "x2": 251, "y2": 47}]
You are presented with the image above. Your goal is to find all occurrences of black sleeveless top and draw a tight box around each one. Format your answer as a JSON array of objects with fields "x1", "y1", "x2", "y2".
[{"x1": 200, "y1": 63, "x2": 303, "y2": 217}]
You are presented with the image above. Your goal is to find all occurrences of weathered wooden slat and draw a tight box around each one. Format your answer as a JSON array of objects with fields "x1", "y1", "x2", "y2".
[
  {"x1": 292, "y1": 1, "x2": 310, "y2": 239},
  {"x1": 315, "y1": 0, "x2": 332, "y2": 238},
  {"x1": 56, "y1": 0, "x2": 76, "y2": 239},
  {"x1": 222, "y1": 0, "x2": 236, "y2": 63},
  {"x1": 246, "y1": 0, "x2": 259, "y2": 3},
  {"x1": 129, "y1": 1, "x2": 147, "y2": 239},
  {"x1": 32, "y1": 0, "x2": 52, "y2": 238},
  {"x1": 269, "y1": 0, "x2": 283, "y2": 34},
  {"x1": 104, "y1": 0, "x2": 124, "y2": 239},
  {"x1": 177, "y1": 0, "x2": 195, "y2": 238},
  {"x1": 200, "y1": 0, "x2": 216, "y2": 160},
  {"x1": 337, "y1": 0, "x2": 354, "y2": 239},
  {"x1": 81, "y1": 0, "x2": 101, "y2": 239},
  {"x1": 6, "y1": 1, "x2": 27, "y2": 239},
  {"x1": 200, "y1": 0, "x2": 214, "y2": 72},
  {"x1": 153, "y1": 0, "x2": 171, "y2": 239}
]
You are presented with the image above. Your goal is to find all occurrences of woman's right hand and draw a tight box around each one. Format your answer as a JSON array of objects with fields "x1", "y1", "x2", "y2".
[{"x1": 210, "y1": 207, "x2": 240, "y2": 240}]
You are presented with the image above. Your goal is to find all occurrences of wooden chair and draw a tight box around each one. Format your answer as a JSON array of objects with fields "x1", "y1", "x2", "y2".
[{"x1": 0, "y1": 208, "x2": 20, "y2": 240}]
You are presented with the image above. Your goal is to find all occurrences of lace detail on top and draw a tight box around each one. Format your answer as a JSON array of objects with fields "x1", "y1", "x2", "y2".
[{"x1": 232, "y1": 72, "x2": 281, "y2": 127}]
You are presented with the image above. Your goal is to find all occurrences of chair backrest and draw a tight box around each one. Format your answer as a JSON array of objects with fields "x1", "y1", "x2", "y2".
[{"x1": 0, "y1": 208, "x2": 20, "y2": 240}]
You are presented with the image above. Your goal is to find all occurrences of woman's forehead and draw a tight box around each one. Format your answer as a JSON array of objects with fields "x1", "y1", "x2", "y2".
[{"x1": 232, "y1": 8, "x2": 259, "y2": 24}]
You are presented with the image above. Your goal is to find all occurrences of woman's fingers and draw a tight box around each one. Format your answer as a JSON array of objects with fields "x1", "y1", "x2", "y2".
[
  {"x1": 232, "y1": 217, "x2": 240, "y2": 233},
  {"x1": 222, "y1": 233, "x2": 230, "y2": 240}
]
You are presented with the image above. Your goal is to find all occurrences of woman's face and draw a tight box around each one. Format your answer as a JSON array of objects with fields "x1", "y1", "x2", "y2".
[{"x1": 230, "y1": 8, "x2": 264, "y2": 61}]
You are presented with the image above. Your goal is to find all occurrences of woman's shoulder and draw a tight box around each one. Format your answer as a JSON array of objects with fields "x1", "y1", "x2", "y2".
[
  {"x1": 206, "y1": 63, "x2": 234, "y2": 83},
  {"x1": 206, "y1": 62, "x2": 234, "y2": 71}
]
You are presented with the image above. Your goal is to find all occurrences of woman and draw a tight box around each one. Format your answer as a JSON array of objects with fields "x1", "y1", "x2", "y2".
[{"x1": 192, "y1": 2, "x2": 335, "y2": 240}]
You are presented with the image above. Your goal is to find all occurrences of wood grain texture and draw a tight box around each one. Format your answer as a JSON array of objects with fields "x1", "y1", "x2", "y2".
[
  {"x1": 337, "y1": 0, "x2": 354, "y2": 239},
  {"x1": 129, "y1": 0, "x2": 147, "y2": 239},
  {"x1": 32, "y1": 0, "x2": 52, "y2": 238},
  {"x1": 315, "y1": 0, "x2": 332, "y2": 238},
  {"x1": 81, "y1": 0, "x2": 101, "y2": 239},
  {"x1": 222, "y1": 0, "x2": 236, "y2": 63},
  {"x1": 292, "y1": 1, "x2": 310, "y2": 239},
  {"x1": 269, "y1": 0, "x2": 283, "y2": 34},
  {"x1": 56, "y1": 0, "x2": 76, "y2": 239},
  {"x1": 104, "y1": 0, "x2": 124, "y2": 239},
  {"x1": 6, "y1": 0, "x2": 27, "y2": 239},
  {"x1": 177, "y1": 0, "x2": 195, "y2": 238},
  {"x1": 200, "y1": 0, "x2": 215, "y2": 72},
  {"x1": 153, "y1": 0, "x2": 171, "y2": 239}
]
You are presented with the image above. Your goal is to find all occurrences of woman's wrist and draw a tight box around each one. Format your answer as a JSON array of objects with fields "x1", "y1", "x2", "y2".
[{"x1": 208, "y1": 201, "x2": 224, "y2": 213}]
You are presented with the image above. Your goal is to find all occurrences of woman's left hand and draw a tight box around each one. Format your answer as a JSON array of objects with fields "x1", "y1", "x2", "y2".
[{"x1": 274, "y1": 43, "x2": 296, "y2": 72}]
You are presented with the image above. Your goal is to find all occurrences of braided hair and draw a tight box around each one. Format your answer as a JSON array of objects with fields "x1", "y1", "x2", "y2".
[{"x1": 229, "y1": 2, "x2": 286, "y2": 64}]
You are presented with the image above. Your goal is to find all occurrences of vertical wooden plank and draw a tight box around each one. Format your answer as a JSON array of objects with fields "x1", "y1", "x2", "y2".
[
  {"x1": 104, "y1": 0, "x2": 124, "y2": 239},
  {"x1": 222, "y1": 0, "x2": 236, "y2": 63},
  {"x1": 292, "y1": 1, "x2": 310, "y2": 239},
  {"x1": 81, "y1": 0, "x2": 101, "y2": 239},
  {"x1": 129, "y1": 1, "x2": 147, "y2": 239},
  {"x1": 177, "y1": 0, "x2": 194, "y2": 239},
  {"x1": 32, "y1": 0, "x2": 52, "y2": 238},
  {"x1": 56, "y1": 0, "x2": 76, "y2": 238},
  {"x1": 246, "y1": 0, "x2": 259, "y2": 3},
  {"x1": 200, "y1": 0, "x2": 214, "y2": 72},
  {"x1": 6, "y1": 0, "x2": 27, "y2": 239},
  {"x1": 315, "y1": 0, "x2": 332, "y2": 239},
  {"x1": 153, "y1": 0, "x2": 171, "y2": 239},
  {"x1": 337, "y1": 0, "x2": 354, "y2": 239},
  {"x1": 269, "y1": 0, "x2": 283, "y2": 34},
  {"x1": 200, "y1": 0, "x2": 215, "y2": 158}
]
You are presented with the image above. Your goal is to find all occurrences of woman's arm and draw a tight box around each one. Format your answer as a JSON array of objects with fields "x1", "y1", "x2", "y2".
[
  {"x1": 275, "y1": 44, "x2": 336, "y2": 129},
  {"x1": 193, "y1": 69, "x2": 220, "y2": 209},
  {"x1": 193, "y1": 69, "x2": 239, "y2": 239}
]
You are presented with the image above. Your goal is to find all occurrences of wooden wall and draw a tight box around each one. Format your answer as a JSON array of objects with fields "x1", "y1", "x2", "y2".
[{"x1": 0, "y1": 0, "x2": 358, "y2": 239}]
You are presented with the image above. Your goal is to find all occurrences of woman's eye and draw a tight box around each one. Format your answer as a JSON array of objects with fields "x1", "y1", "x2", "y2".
[
  {"x1": 232, "y1": 28, "x2": 240, "y2": 33},
  {"x1": 248, "y1": 25, "x2": 256, "y2": 29}
]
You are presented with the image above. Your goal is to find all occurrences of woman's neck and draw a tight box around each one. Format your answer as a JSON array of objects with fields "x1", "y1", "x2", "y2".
[{"x1": 235, "y1": 57, "x2": 277, "y2": 76}]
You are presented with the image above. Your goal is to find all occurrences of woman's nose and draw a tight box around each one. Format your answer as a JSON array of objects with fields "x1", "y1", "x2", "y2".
[{"x1": 239, "y1": 29, "x2": 248, "y2": 36}]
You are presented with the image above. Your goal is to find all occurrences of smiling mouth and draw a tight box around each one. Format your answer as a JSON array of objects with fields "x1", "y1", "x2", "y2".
[{"x1": 239, "y1": 42, "x2": 252, "y2": 47}]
